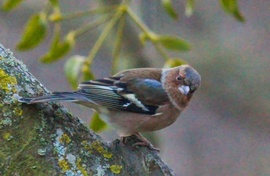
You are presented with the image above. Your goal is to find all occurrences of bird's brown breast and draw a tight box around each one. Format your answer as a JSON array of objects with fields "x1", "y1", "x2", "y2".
[{"x1": 104, "y1": 103, "x2": 181, "y2": 135}]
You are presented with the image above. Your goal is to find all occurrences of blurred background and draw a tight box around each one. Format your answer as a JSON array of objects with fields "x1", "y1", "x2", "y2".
[{"x1": 1, "y1": 0, "x2": 270, "y2": 175}]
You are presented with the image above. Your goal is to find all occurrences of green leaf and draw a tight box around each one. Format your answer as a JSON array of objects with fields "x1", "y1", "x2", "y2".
[
  {"x1": 82, "y1": 64, "x2": 95, "y2": 81},
  {"x1": 220, "y1": 0, "x2": 245, "y2": 22},
  {"x1": 64, "y1": 55, "x2": 85, "y2": 89},
  {"x1": 162, "y1": 0, "x2": 178, "y2": 20},
  {"x1": 40, "y1": 31, "x2": 75, "y2": 63},
  {"x1": 163, "y1": 58, "x2": 187, "y2": 68},
  {"x1": 49, "y1": 0, "x2": 59, "y2": 7},
  {"x1": 16, "y1": 13, "x2": 47, "y2": 51},
  {"x1": 90, "y1": 112, "x2": 108, "y2": 132},
  {"x1": 185, "y1": 0, "x2": 194, "y2": 17},
  {"x1": 157, "y1": 35, "x2": 191, "y2": 51},
  {"x1": 2, "y1": 0, "x2": 24, "y2": 11}
]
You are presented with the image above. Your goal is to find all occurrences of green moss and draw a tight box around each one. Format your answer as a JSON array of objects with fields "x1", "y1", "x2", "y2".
[
  {"x1": 5, "y1": 151, "x2": 52, "y2": 176},
  {"x1": 0, "y1": 69, "x2": 17, "y2": 93},
  {"x1": 109, "y1": 165, "x2": 122, "y2": 174},
  {"x1": 0, "y1": 108, "x2": 54, "y2": 175},
  {"x1": 2, "y1": 128, "x2": 53, "y2": 175}
]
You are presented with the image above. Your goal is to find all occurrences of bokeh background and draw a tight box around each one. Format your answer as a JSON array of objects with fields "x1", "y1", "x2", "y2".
[{"x1": 1, "y1": 0, "x2": 270, "y2": 175}]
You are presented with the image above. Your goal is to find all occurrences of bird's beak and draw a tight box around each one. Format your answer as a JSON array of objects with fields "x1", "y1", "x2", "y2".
[{"x1": 178, "y1": 85, "x2": 190, "y2": 95}]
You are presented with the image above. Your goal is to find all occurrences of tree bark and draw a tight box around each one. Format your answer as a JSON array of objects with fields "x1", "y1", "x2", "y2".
[{"x1": 0, "y1": 43, "x2": 175, "y2": 176}]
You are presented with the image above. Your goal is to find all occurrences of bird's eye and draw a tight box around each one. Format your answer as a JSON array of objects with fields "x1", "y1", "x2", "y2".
[{"x1": 176, "y1": 76, "x2": 182, "y2": 81}]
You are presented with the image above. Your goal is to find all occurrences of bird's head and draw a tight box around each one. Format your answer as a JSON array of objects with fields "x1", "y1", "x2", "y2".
[
  {"x1": 162, "y1": 65, "x2": 201, "y2": 109},
  {"x1": 175, "y1": 65, "x2": 201, "y2": 95}
]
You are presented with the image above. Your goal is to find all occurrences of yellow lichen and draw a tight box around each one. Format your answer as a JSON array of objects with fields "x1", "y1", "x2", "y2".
[
  {"x1": 13, "y1": 107, "x2": 23, "y2": 116},
  {"x1": 109, "y1": 165, "x2": 122, "y2": 174},
  {"x1": 91, "y1": 141, "x2": 113, "y2": 159},
  {"x1": 76, "y1": 158, "x2": 87, "y2": 176},
  {"x1": 81, "y1": 140, "x2": 92, "y2": 152},
  {"x1": 3, "y1": 132, "x2": 13, "y2": 141},
  {"x1": 0, "y1": 69, "x2": 17, "y2": 93},
  {"x1": 92, "y1": 141, "x2": 104, "y2": 153},
  {"x1": 59, "y1": 134, "x2": 71, "y2": 144},
  {"x1": 103, "y1": 151, "x2": 113, "y2": 159},
  {"x1": 58, "y1": 159, "x2": 70, "y2": 171}
]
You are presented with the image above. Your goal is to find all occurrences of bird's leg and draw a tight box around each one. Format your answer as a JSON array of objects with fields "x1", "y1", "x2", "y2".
[
  {"x1": 120, "y1": 136, "x2": 128, "y2": 145},
  {"x1": 132, "y1": 132, "x2": 159, "y2": 151}
]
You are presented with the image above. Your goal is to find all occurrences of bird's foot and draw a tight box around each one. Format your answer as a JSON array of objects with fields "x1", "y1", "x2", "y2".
[
  {"x1": 120, "y1": 133, "x2": 159, "y2": 151},
  {"x1": 120, "y1": 136, "x2": 128, "y2": 146},
  {"x1": 132, "y1": 141, "x2": 159, "y2": 151}
]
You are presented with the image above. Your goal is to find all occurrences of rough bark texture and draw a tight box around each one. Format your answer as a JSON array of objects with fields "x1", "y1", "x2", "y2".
[{"x1": 0, "y1": 43, "x2": 175, "y2": 176}]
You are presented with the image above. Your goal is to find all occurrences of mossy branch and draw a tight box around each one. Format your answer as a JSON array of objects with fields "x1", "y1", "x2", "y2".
[{"x1": 0, "y1": 43, "x2": 175, "y2": 175}]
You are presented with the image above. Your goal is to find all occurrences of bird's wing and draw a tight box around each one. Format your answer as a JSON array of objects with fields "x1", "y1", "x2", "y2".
[{"x1": 78, "y1": 76, "x2": 169, "y2": 115}]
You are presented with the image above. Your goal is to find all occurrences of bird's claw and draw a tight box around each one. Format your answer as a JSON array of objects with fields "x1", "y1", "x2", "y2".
[
  {"x1": 120, "y1": 133, "x2": 159, "y2": 151},
  {"x1": 132, "y1": 141, "x2": 160, "y2": 151}
]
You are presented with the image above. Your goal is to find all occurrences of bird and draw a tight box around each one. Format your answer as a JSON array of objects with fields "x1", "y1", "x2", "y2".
[{"x1": 19, "y1": 65, "x2": 201, "y2": 150}]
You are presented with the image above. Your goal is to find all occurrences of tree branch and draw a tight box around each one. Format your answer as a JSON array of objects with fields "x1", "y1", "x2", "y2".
[{"x1": 0, "y1": 43, "x2": 175, "y2": 176}]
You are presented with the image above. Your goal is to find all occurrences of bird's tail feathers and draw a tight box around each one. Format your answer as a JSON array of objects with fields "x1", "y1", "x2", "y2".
[{"x1": 19, "y1": 92, "x2": 86, "y2": 104}]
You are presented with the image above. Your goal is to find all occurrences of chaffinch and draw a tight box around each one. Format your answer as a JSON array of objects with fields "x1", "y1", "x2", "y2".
[{"x1": 19, "y1": 65, "x2": 201, "y2": 150}]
